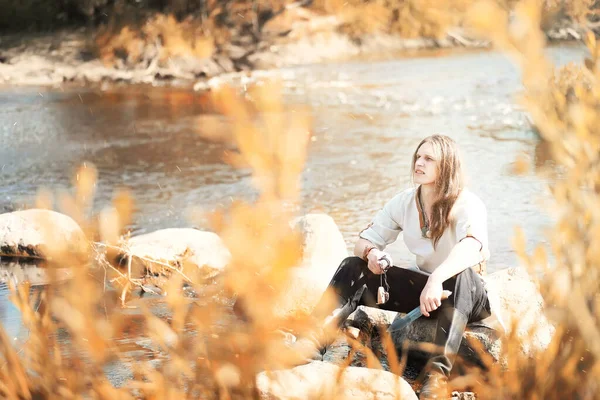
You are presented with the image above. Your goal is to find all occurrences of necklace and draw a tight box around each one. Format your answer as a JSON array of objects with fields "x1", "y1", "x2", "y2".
[{"x1": 418, "y1": 190, "x2": 432, "y2": 239}]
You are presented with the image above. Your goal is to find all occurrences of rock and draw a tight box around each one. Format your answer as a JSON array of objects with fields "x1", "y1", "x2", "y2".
[
  {"x1": 117, "y1": 228, "x2": 231, "y2": 282},
  {"x1": 261, "y1": 6, "x2": 312, "y2": 38},
  {"x1": 348, "y1": 306, "x2": 399, "y2": 335},
  {"x1": 193, "y1": 71, "x2": 252, "y2": 91},
  {"x1": 166, "y1": 55, "x2": 223, "y2": 79},
  {"x1": 250, "y1": 32, "x2": 357, "y2": 69},
  {"x1": 347, "y1": 267, "x2": 555, "y2": 364},
  {"x1": 389, "y1": 311, "x2": 501, "y2": 365},
  {"x1": 223, "y1": 44, "x2": 248, "y2": 60},
  {"x1": 452, "y1": 392, "x2": 476, "y2": 400},
  {"x1": 483, "y1": 267, "x2": 555, "y2": 355},
  {"x1": 263, "y1": 7, "x2": 342, "y2": 41},
  {"x1": 0, "y1": 209, "x2": 88, "y2": 260},
  {"x1": 256, "y1": 360, "x2": 417, "y2": 400},
  {"x1": 213, "y1": 53, "x2": 236, "y2": 74},
  {"x1": 249, "y1": 6, "x2": 353, "y2": 70},
  {"x1": 270, "y1": 214, "x2": 348, "y2": 319}
]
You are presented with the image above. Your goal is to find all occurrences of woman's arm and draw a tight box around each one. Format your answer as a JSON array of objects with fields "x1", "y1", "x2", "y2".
[
  {"x1": 353, "y1": 237, "x2": 377, "y2": 259},
  {"x1": 429, "y1": 237, "x2": 482, "y2": 283},
  {"x1": 353, "y1": 237, "x2": 393, "y2": 275},
  {"x1": 355, "y1": 190, "x2": 408, "y2": 273},
  {"x1": 420, "y1": 237, "x2": 483, "y2": 317}
]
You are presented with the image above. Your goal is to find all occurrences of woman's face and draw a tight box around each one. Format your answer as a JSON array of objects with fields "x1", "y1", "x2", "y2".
[{"x1": 413, "y1": 141, "x2": 438, "y2": 186}]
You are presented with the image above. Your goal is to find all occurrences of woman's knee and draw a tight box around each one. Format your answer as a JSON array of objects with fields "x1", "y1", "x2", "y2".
[
  {"x1": 339, "y1": 256, "x2": 365, "y2": 269},
  {"x1": 330, "y1": 256, "x2": 366, "y2": 286},
  {"x1": 450, "y1": 267, "x2": 486, "y2": 295},
  {"x1": 454, "y1": 266, "x2": 482, "y2": 283},
  {"x1": 449, "y1": 266, "x2": 488, "y2": 320}
]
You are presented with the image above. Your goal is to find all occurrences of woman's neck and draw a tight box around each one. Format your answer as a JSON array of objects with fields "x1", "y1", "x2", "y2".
[{"x1": 419, "y1": 184, "x2": 436, "y2": 212}]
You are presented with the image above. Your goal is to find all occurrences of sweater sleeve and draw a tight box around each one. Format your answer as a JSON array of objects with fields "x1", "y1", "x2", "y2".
[
  {"x1": 358, "y1": 189, "x2": 410, "y2": 250},
  {"x1": 453, "y1": 191, "x2": 490, "y2": 263}
]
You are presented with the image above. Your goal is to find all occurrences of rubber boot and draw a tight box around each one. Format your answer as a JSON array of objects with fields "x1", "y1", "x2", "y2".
[{"x1": 419, "y1": 307, "x2": 468, "y2": 399}]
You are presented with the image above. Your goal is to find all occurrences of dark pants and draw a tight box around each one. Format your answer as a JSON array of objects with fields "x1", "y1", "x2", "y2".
[{"x1": 313, "y1": 256, "x2": 491, "y2": 328}]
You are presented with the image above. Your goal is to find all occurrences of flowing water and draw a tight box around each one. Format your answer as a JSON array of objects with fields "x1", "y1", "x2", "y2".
[{"x1": 0, "y1": 44, "x2": 588, "y2": 378}]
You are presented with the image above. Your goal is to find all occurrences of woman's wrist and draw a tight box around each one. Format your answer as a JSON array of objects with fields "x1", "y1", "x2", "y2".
[
  {"x1": 427, "y1": 272, "x2": 444, "y2": 285},
  {"x1": 362, "y1": 245, "x2": 376, "y2": 261}
]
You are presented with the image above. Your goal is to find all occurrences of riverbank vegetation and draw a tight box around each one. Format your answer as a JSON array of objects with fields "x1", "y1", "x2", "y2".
[
  {"x1": 1, "y1": 1, "x2": 599, "y2": 68},
  {"x1": 74, "y1": 0, "x2": 600, "y2": 68},
  {"x1": 0, "y1": 0, "x2": 598, "y2": 85}
]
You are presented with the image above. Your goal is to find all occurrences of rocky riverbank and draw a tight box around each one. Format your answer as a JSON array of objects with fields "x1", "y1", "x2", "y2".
[
  {"x1": 0, "y1": 4, "x2": 587, "y2": 89},
  {"x1": 0, "y1": 208, "x2": 555, "y2": 398}
]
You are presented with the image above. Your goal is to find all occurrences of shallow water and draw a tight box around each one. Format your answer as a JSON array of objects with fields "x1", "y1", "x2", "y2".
[{"x1": 0, "y1": 44, "x2": 588, "y2": 364}]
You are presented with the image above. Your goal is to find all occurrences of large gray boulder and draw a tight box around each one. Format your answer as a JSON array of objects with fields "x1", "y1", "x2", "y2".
[
  {"x1": 347, "y1": 267, "x2": 554, "y2": 364},
  {"x1": 483, "y1": 267, "x2": 555, "y2": 355},
  {"x1": 387, "y1": 309, "x2": 502, "y2": 364},
  {"x1": 269, "y1": 214, "x2": 348, "y2": 319},
  {"x1": 0, "y1": 209, "x2": 88, "y2": 260},
  {"x1": 256, "y1": 360, "x2": 417, "y2": 400},
  {"x1": 117, "y1": 228, "x2": 231, "y2": 281}
]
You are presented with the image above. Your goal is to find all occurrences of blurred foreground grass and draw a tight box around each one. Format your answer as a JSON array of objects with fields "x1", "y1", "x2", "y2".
[{"x1": 1, "y1": 0, "x2": 600, "y2": 399}]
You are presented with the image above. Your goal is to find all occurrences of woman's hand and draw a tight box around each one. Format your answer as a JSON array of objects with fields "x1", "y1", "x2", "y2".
[
  {"x1": 420, "y1": 277, "x2": 443, "y2": 317},
  {"x1": 366, "y1": 249, "x2": 393, "y2": 275}
]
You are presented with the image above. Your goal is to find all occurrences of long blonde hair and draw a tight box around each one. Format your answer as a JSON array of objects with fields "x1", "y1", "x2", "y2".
[{"x1": 412, "y1": 135, "x2": 465, "y2": 247}]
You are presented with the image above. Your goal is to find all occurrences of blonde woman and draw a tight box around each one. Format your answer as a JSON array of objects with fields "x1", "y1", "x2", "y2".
[{"x1": 300, "y1": 135, "x2": 492, "y2": 399}]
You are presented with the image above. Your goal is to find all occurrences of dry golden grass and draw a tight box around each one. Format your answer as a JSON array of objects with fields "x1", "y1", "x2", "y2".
[
  {"x1": 309, "y1": 0, "x2": 471, "y2": 39},
  {"x1": 95, "y1": 14, "x2": 215, "y2": 67},
  {"x1": 94, "y1": 1, "x2": 292, "y2": 68},
  {"x1": 2, "y1": 0, "x2": 600, "y2": 399}
]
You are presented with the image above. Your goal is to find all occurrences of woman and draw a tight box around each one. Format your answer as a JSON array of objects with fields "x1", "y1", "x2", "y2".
[{"x1": 298, "y1": 135, "x2": 492, "y2": 399}]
